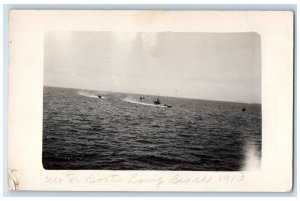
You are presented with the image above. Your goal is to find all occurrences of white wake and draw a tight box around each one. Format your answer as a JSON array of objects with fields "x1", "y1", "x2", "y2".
[
  {"x1": 123, "y1": 97, "x2": 167, "y2": 108},
  {"x1": 77, "y1": 91, "x2": 106, "y2": 99}
]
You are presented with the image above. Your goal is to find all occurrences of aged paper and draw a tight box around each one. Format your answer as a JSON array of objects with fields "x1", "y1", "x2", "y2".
[{"x1": 8, "y1": 10, "x2": 293, "y2": 192}]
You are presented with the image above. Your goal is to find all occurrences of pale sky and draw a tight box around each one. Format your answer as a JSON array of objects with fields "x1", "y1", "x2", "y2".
[{"x1": 44, "y1": 32, "x2": 261, "y2": 103}]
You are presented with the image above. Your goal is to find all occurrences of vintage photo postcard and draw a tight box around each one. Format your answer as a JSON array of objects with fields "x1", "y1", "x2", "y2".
[{"x1": 8, "y1": 10, "x2": 293, "y2": 192}]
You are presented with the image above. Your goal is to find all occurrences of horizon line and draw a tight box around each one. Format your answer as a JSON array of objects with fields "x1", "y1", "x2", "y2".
[{"x1": 44, "y1": 85, "x2": 261, "y2": 105}]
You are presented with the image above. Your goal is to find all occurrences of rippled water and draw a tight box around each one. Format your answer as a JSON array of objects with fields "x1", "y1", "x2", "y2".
[{"x1": 42, "y1": 86, "x2": 261, "y2": 171}]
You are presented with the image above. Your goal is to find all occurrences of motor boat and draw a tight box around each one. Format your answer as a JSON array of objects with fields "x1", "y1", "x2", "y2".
[{"x1": 154, "y1": 98, "x2": 161, "y2": 105}]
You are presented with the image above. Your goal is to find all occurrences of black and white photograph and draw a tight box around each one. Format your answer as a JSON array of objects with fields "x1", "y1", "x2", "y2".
[
  {"x1": 8, "y1": 9, "x2": 293, "y2": 192},
  {"x1": 42, "y1": 31, "x2": 262, "y2": 171}
]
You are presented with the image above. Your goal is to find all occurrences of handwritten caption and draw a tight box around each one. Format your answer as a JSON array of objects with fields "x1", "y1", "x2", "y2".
[{"x1": 45, "y1": 173, "x2": 245, "y2": 188}]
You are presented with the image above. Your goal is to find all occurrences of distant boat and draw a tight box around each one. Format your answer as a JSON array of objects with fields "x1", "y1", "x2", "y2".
[
  {"x1": 153, "y1": 98, "x2": 172, "y2": 108},
  {"x1": 154, "y1": 98, "x2": 161, "y2": 105},
  {"x1": 97, "y1": 95, "x2": 102, "y2": 99}
]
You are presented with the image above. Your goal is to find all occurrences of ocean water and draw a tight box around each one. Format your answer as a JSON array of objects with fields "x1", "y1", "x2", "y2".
[{"x1": 42, "y1": 86, "x2": 261, "y2": 171}]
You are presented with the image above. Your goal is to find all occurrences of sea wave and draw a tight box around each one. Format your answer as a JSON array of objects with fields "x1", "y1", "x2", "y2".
[{"x1": 43, "y1": 86, "x2": 262, "y2": 171}]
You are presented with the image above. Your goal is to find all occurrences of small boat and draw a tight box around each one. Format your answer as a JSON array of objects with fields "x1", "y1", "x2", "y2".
[
  {"x1": 139, "y1": 95, "x2": 146, "y2": 101},
  {"x1": 97, "y1": 95, "x2": 102, "y2": 99},
  {"x1": 153, "y1": 98, "x2": 172, "y2": 108},
  {"x1": 154, "y1": 98, "x2": 161, "y2": 105}
]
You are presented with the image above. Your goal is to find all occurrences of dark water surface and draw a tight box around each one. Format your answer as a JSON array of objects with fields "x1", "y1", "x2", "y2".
[{"x1": 43, "y1": 86, "x2": 261, "y2": 171}]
